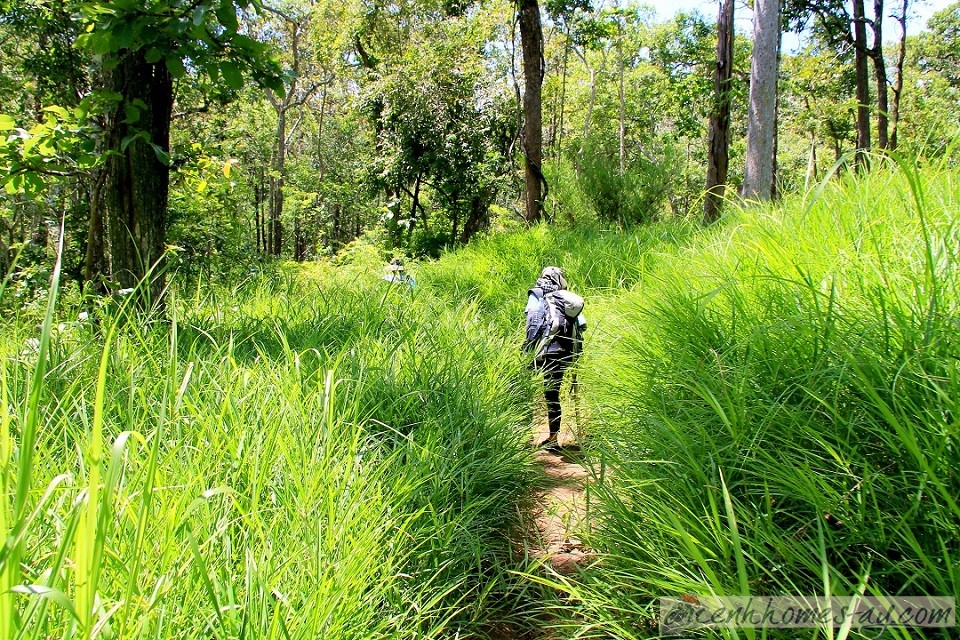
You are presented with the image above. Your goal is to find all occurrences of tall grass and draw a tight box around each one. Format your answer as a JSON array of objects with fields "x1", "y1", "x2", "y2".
[
  {"x1": 567, "y1": 160, "x2": 960, "y2": 638},
  {"x1": 0, "y1": 257, "x2": 540, "y2": 638},
  {"x1": 418, "y1": 222, "x2": 696, "y2": 327}
]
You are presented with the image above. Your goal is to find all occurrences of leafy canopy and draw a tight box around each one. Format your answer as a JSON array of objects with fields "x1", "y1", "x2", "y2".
[{"x1": 74, "y1": 0, "x2": 285, "y2": 93}]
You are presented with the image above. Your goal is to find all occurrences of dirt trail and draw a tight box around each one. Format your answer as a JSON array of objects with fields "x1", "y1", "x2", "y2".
[
  {"x1": 485, "y1": 423, "x2": 595, "y2": 640},
  {"x1": 527, "y1": 440, "x2": 593, "y2": 575}
]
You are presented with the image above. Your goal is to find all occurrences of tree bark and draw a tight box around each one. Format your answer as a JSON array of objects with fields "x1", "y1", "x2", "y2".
[
  {"x1": 617, "y1": 19, "x2": 626, "y2": 176},
  {"x1": 556, "y1": 30, "x2": 569, "y2": 153},
  {"x1": 83, "y1": 170, "x2": 107, "y2": 293},
  {"x1": 704, "y1": 0, "x2": 734, "y2": 223},
  {"x1": 583, "y1": 64, "x2": 596, "y2": 141},
  {"x1": 890, "y1": 0, "x2": 908, "y2": 151},
  {"x1": 519, "y1": 0, "x2": 545, "y2": 223},
  {"x1": 807, "y1": 131, "x2": 818, "y2": 187},
  {"x1": 870, "y1": 0, "x2": 889, "y2": 149},
  {"x1": 742, "y1": 0, "x2": 780, "y2": 201},
  {"x1": 853, "y1": 0, "x2": 871, "y2": 166},
  {"x1": 269, "y1": 108, "x2": 286, "y2": 256},
  {"x1": 102, "y1": 49, "x2": 172, "y2": 304}
]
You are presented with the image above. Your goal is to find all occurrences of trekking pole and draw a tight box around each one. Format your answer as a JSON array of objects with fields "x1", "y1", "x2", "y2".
[{"x1": 571, "y1": 369, "x2": 581, "y2": 444}]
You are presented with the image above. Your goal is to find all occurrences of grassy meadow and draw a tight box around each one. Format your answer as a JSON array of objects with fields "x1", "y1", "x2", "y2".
[
  {"x1": 563, "y1": 160, "x2": 960, "y2": 639},
  {"x1": 2, "y1": 156, "x2": 959, "y2": 639},
  {"x1": 0, "y1": 255, "x2": 545, "y2": 638}
]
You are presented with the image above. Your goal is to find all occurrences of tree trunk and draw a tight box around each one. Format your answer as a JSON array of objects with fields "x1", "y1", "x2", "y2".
[
  {"x1": 871, "y1": 0, "x2": 889, "y2": 149},
  {"x1": 742, "y1": 0, "x2": 779, "y2": 201},
  {"x1": 771, "y1": 26, "x2": 782, "y2": 200},
  {"x1": 890, "y1": 0, "x2": 908, "y2": 151},
  {"x1": 853, "y1": 0, "x2": 871, "y2": 166},
  {"x1": 102, "y1": 49, "x2": 172, "y2": 304},
  {"x1": 270, "y1": 108, "x2": 286, "y2": 256},
  {"x1": 556, "y1": 30, "x2": 569, "y2": 153},
  {"x1": 461, "y1": 188, "x2": 491, "y2": 244},
  {"x1": 807, "y1": 131, "x2": 818, "y2": 188},
  {"x1": 617, "y1": 21, "x2": 626, "y2": 176},
  {"x1": 83, "y1": 170, "x2": 107, "y2": 293},
  {"x1": 583, "y1": 64, "x2": 596, "y2": 141},
  {"x1": 519, "y1": 0, "x2": 545, "y2": 223},
  {"x1": 254, "y1": 167, "x2": 263, "y2": 253},
  {"x1": 704, "y1": 0, "x2": 734, "y2": 223}
]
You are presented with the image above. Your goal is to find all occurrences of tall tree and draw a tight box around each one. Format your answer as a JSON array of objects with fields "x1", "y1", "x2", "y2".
[
  {"x1": 75, "y1": 0, "x2": 282, "y2": 303},
  {"x1": 519, "y1": 0, "x2": 546, "y2": 223},
  {"x1": 742, "y1": 0, "x2": 780, "y2": 200},
  {"x1": 889, "y1": 0, "x2": 908, "y2": 150},
  {"x1": 869, "y1": 0, "x2": 889, "y2": 149},
  {"x1": 704, "y1": 0, "x2": 734, "y2": 223},
  {"x1": 852, "y1": 0, "x2": 871, "y2": 165},
  {"x1": 259, "y1": 4, "x2": 326, "y2": 257}
]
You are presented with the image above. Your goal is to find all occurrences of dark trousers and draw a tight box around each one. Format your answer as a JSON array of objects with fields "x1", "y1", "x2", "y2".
[{"x1": 540, "y1": 355, "x2": 569, "y2": 437}]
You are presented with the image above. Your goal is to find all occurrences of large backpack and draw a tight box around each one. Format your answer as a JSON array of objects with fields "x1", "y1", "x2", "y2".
[{"x1": 524, "y1": 288, "x2": 584, "y2": 362}]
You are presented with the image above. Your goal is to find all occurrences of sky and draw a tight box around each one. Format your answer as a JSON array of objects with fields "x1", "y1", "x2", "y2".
[{"x1": 641, "y1": 0, "x2": 953, "y2": 47}]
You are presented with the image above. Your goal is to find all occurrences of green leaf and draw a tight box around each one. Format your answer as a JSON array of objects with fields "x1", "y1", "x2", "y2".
[
  {"x1": 78, "y1": 153, "x2": 99, "y2": 169},
  {"x1": 22, "y1": 172, "x2": 44, "y2": 198},
  {"x1": 41, "y1": 106, "x2": 69, "y2": 119},
  {"x1": 123, "y1": 102, "x2": 141, "y2": 125},
  {"x1": 113, "y1": 21, "x2": 134, "y2": 49},
  {"x1": 261, "y1": 73, "x2": 286, "y2": 97},
  {"x1": 0, "y1": 114, "x2": 15, "y2": 131},
  {"x1": 150, "y1": 143, "x2": 170, "y2": 166},
  {"x1": 166, "y1": 55, "x2": 187, "y2": 79},
  {"x1": 220, "y1": 61, "x2": 244, "y2": 90},
  {"x1": 216, "y1": 0, "x2": 240, "y2": 33},
  {"x1": 12, "y1": 585, "x2": 79, "y2": 621},
  {"x1": 144, "y1": 47, "x2": 163, "y2": 64},
  {"x1": 120, "y1": 132, "x2": 142, "y2": 152}
]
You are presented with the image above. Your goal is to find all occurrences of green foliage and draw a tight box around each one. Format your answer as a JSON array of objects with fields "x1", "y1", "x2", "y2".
[
  {"x1": 915, "y1": 2, "x2": 960, "y2": 89},
  {"x1": 565, "y1": 160, "x2": 960, "y2": 638},
  {"x1": 0, "y1": 107, "x2": 100, "y2": 199},
  {"x1": 74, "y1": 0, "x2": 284, "y2": 94},
  {"x1": 0, "y1": 257, "x2": 540, "y2": 637},
  {"x1": 576, "y1": 136, "x2": 674, "y2": 225},
  {"x1": 369, "y1": 15, "x2": 513, "y2": 256},
  {"x1": 418, "y1": 221, "x2": 696, "y2": 324}
]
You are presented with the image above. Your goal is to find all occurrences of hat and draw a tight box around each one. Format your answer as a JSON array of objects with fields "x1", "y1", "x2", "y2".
[{"x1": 539, "y1": 266, "x2": 567, "y2": 290}]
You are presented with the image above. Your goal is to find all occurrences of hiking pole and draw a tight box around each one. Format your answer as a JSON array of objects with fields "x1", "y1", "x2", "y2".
[{"x1": 571, "y1": 369, "x2": 581, "y2": 444}]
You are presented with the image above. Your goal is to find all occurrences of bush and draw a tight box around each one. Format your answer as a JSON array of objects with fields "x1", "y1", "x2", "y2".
[{"x1": 576, "y1": 137, "x2": 675, "y2": 226}]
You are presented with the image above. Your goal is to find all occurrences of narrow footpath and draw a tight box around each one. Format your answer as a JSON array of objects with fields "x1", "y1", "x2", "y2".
[
  {"x1": 489, "y1": 420, "x2": 595, "y2": 639},
  {"x1": 528, "y1": 443, "x2": 592, "y2": 575}
]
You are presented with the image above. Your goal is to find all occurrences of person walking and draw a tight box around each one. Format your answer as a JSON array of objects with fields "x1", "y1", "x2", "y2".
[
  {"x1": 523, "y1": 266, "x2": 586, "y2": 450},
  {"x1": 382, "y1": 258, "x2": 415, "y2": 288}
]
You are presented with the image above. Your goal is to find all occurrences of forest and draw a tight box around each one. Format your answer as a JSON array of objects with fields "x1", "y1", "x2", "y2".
[{"x1": 1, "y1": 0, "x2": 959, "y2": 638}]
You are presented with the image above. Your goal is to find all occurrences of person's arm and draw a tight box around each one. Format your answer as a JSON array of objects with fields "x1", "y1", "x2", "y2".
[{"x1": 578, "y1": 314, "x2": 587, "y2": 331}]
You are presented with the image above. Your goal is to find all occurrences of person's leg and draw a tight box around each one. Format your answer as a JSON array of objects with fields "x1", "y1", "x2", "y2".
[{"x1": 543, "y1": 359, "x2": 566, "y2": 441}]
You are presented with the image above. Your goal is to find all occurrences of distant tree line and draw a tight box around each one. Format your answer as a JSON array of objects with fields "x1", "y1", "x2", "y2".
[{"x1": 1, "y1": 0, "x2": 958, "y2": 304}]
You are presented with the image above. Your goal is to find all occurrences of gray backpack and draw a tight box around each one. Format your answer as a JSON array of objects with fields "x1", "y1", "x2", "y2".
[{"x1": 524, "y1": 288, "x2": 584, "y2": 361}]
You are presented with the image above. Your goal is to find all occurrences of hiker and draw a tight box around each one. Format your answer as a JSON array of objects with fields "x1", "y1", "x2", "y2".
[
  {"x1": 382, "y1": 258, "x2": 415, "y2": 288},
  {"x1": 523, "y1": 266, "x2": 586, "y2": 450}
]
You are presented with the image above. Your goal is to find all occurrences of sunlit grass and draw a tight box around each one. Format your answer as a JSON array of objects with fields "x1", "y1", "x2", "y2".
[
  {"x1": 566, "y1": 158, "x2": 960, "y2": 638},
  {"x1": 0, "y1": 255, "x2": 540, "y2": 638}
]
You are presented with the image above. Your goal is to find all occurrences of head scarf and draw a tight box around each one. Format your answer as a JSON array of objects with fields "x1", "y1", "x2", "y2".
[{"x1": 536, "y1": 266, "x2": 566, "y2": 293}]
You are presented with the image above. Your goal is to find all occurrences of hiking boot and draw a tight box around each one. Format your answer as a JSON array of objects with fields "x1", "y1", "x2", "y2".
[{"x1": 539, "y1": 434, "x2": 561, "y2": 451}]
